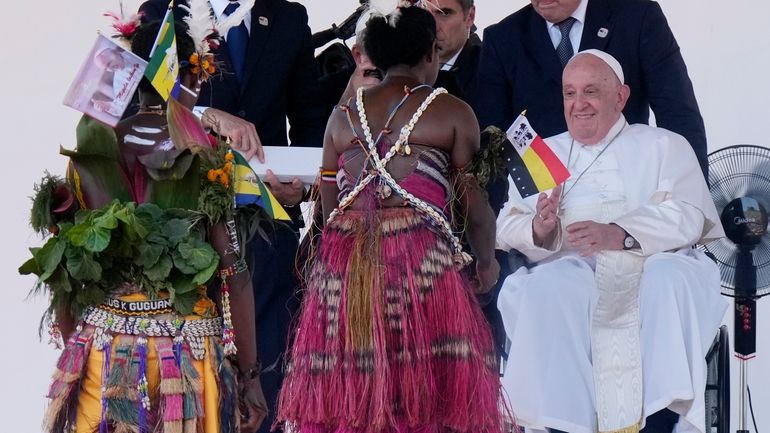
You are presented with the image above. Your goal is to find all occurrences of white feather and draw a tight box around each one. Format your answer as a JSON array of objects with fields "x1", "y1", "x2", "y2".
[
  {"x1": 179, "y1": 0, "x2": 218, "y2": 55},
  {"x1": 215, "y1": 0, "x2": 255, "y2": 36},
  {"x1": 367, "y1": 0, "x2": 441, "y2": 27},
  {"x1": 368, "y1": 0, "x2": 400, "y2": 17},
  {"x1": 416, "y1": 0, "x2": 442, "y2": 13}
]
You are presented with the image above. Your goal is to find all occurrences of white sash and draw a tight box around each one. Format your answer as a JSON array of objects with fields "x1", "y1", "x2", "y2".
[{"x1": 561, "y1": 202, "x2": 644, "y2": 433}]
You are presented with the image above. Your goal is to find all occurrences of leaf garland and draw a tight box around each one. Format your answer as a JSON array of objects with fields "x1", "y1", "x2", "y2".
[
  {"x1": 22, "y1": 123, "x2": 266, "y2": 321},
  {"x1": 197, "y1": 142, "x2": 234, "y2": 224},
  {"x1": 19, "y1": 201, "x2": 218, "y2": 317},
  {"x1": 467, "y1": 125, "x2": 509, "y2": 188}
]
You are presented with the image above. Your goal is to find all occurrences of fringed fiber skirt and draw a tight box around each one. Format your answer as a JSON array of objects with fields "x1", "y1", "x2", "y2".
[
  {"x1": 44, "y1": 293, "x2": 239, "y2": 433},
  {"x1": 277, "y1": 207, "x2": 506, "y2": 433}
]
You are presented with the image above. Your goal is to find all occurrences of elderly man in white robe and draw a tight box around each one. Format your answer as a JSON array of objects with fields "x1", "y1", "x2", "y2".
[{"x1": 496, "y1": 50, "x2": 727, "y2": 433}]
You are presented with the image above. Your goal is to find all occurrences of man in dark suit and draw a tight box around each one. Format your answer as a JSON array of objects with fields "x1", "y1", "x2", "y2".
[
  {"x1": 139, "y1": 2, "x2": 325, "y2": 432},
  {"x1": 140, "y1": 0, "x2": 325, "y2": 148},
  {"x1": 429, "y1": 0, "x2": 480, "y2": 103},
  {"x1": 474, "y1": 0, "x2": 708, "y2": 175}
]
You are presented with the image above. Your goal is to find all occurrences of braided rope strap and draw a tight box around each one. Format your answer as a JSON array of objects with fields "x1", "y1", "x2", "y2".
[{"x1": 329, "y1": 86, "x2": 471, "y2": 267}]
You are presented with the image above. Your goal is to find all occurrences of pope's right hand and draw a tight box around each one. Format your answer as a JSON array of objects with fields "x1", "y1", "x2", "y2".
[{"x1": 532, "y1": 184, "x2": 562, "y2": 246}]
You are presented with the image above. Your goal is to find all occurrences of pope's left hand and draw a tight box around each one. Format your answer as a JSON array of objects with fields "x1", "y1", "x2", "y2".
[
  {"x1": 264, "y1": 170, "x2": 304, "y2": 207},
  {"x1": 566, "y1": 221, "x2": 626, "y2": 256}
]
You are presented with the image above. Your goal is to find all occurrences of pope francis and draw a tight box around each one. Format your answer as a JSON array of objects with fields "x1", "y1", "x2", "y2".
[{"x1": 496, "y1": 50, "x2": 727, "y2": 433}]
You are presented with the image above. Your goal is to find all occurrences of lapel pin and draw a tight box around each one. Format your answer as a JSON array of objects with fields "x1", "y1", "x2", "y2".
[
  {"x1": 258, "y1": 16, "x2": 269, "y2": 26},
  {"x1": 597, "y1": 27, "x2": 609, "y2": 38}
]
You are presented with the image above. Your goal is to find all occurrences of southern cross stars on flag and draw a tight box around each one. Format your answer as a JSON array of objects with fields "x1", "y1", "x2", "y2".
[{"x1": 502, "y1": 112, "x2": 570, "y2": 198}]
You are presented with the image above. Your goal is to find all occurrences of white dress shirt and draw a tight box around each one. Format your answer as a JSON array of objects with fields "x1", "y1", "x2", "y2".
[
  {"x1": 441, "y1": 48, "x2": 462, "y2": 71},
  {"x1": 209, "y1": 0, "x2": 252, "y2": 36},
  {"x1": 545, "y1": 0, "x2": 588, "y2": 57}
]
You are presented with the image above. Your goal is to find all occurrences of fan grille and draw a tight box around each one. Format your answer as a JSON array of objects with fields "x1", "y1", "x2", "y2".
[{"x1": 698, "y1": 145, "x2": 770, "y2": 297}]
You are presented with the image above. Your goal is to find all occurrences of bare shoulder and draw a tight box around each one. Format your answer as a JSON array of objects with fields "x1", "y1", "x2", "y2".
[
  {"x1": 326, "y1": 104, "x2": 358, "y2": 153},
  {"x1": 431, "y1": 90, "x2": 476, "y2": 123},
  {"x1": 325, "y1": 105, "x2": 348, "y2": 138}
]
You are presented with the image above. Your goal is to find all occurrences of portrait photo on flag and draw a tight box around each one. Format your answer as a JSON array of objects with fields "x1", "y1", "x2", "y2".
[
  {"x1": 62, "y1": 34, "x2": 147, "y2": 127},
  {"x1": 503, "y1": 112, "x2": 570, "y2": 198}
]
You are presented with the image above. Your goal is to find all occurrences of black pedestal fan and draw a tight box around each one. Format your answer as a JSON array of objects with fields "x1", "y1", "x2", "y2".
[{"x1": 699, "y1": 144, "x2": 770, "y2": 433}]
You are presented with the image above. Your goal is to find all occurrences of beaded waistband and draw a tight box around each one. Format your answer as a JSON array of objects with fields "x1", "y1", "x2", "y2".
[
  {"x1": 83, "y1": 306, "x2": 222, "y2": 359},
  {"x1": 101, "y1": 297, "x2": 174, "y2": 315}
]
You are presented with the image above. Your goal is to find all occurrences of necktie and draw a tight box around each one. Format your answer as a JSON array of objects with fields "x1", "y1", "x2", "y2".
[
  {"x1": 556, "y1": 17, "x2": 576, "y2": 68},
  {"x1": 224, "y1": 1, "x2": 248, "y2": 81}
]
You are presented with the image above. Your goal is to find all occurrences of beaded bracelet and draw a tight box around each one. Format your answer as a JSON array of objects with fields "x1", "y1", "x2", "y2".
[
  {"x1": 220, "y1": 258, "x2": 248, "y2": 278},
  {"x1": 218, "y1": 258, "x2": 247, "y2": 355},
  {"x1": 320, "y1": 168, "x2": 337, "y2": 184}
]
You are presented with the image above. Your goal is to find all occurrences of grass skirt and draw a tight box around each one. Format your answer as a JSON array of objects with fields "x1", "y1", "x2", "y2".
[
  {"x1": 277, "y1": 208, "x2": 505, "y2": 433},
  {"x1": 43, "y1": 300, "x2": 238, "y2": 433}
]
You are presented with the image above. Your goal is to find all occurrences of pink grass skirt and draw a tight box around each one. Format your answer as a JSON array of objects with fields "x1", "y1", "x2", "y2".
[{"x1": 277, "y1": 208, "x2": 505, "y2": 433}]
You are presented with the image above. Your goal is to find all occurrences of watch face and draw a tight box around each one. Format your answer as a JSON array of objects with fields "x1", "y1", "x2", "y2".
[{"x1": 624, "y1": 235, "x2": 635, "y2": 249}]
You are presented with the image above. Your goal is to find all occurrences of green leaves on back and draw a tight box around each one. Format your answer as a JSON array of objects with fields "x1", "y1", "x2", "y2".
[
  {"x1": 65, "y1": 248, "x2": 102, "y2": 281},
  {"x1": 173, "y1": 237, "x2": 219, "y2": 285},
  {"x1": 20, "y1": 200, "x2": 220, "y2": 317},
  {"x1": 163, "y1": 219, "x2": 191, "y2": 247},
  {"x1": 68, "y1": 224, "x2": 112, "y2": 252}
]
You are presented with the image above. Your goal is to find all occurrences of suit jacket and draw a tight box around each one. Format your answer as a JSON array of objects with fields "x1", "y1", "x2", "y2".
[
  {"x1": 473, "y1": 0, "x2": 708, "y2": 174},
  {"x1": 139, "y1": 0, "x2": 325, "y2": 149},
  {"x1": 434, "y1": 32, "x2": 482, "y2": 103}
]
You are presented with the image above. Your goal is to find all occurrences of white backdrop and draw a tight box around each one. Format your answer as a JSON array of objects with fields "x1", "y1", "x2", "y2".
[{"x1": 1, "y1": 1, "x2": 768, "y2": 431}]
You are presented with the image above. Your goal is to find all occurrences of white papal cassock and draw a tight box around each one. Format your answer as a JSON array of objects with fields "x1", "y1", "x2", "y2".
[{"x1": 496, "y1": 117, "x2": 728, "y2": 433}]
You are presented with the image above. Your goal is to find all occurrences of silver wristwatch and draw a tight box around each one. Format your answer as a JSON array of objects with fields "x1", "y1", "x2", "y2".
[{"x1": 622, "y1": 231, "x2": 636, "y2": 250}]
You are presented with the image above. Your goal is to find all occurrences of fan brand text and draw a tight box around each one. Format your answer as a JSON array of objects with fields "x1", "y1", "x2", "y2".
[{"x1": 734, "y1": 216, "x2": 758, "y2": 225}]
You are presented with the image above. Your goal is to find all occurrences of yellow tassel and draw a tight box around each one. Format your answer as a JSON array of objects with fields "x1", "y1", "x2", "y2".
[
  {"x1": 344, "y1": 224, "x2": 380, "y2": 352},
  {"x1": 600, "y1": 422, "x2": 641, "y2": 433}
]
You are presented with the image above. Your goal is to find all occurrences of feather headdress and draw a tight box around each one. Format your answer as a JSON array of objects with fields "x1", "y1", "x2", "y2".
[
  {"x1": 416, "y1": 0, "x2": 442, "y2": 13},
  {"x1": 104, "y1": 11, "x2": 143, "y2": 38},
  {"x1": 179, "y1": 0, "x2": 218, "y2": 56},
  {"x1": 368, "y1": 0, "x2": 441, "y2": 27},
  {"x1": 179, "y1": 0, "x2": 229, "y2": 80},
  {"x1": 103, "y1": 0, "x2": 143, "y2": 49},
  {"x1": 215, "y1": 0, "x2": 255, "y2": 36}
]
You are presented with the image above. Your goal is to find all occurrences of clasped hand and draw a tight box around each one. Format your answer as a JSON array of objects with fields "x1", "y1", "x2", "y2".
[
  {"x1": 264, "y1": 170, "x2": 304, "y2": 207},
  {"x1": 532, "y1": 185, "x2": 626, "y2": 255},
  {"x1": 566, "y1": 221, "x2": 626, "y2": 256}
]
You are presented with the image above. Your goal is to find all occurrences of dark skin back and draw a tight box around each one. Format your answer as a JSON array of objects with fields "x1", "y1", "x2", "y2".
[{"x1": 320, "y1": 49, "x2": 499, "y2": 292}]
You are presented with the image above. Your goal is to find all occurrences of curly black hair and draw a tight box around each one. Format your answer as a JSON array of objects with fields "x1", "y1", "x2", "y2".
[{"x1": 363, "y1": 6, "x2": 437, "y2": 72}]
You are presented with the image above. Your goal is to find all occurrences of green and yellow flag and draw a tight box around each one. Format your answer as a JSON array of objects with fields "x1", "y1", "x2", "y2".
[
  {"x1": 144, "y1": 6, "x2": 180, "y2": 100},
  {"x1": 232, "y1": 152, "x2": 291, "y2": 221}
]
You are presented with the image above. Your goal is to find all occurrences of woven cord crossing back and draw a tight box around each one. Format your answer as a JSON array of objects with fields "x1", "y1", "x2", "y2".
[{"x1": 329, "y1": 86, "x2": 471, "y2": 266}]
